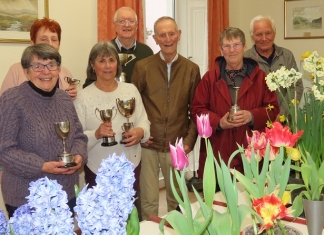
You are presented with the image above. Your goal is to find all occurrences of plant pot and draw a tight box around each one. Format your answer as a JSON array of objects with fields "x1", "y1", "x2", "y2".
[
  {"x1": 303, "y1": 198, "x2": 324, "y2": 235},
  {"x1": 241, "y1": 224, "x2": 302, "y2": 235}
]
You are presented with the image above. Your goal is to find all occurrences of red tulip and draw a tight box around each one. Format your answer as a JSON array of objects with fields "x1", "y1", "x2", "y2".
[
  {"x1": 252, "y1": 194, "x2": 292, "y2": 233},
  {"x1": 196, "y1": 114, "x2": 212, "y2": 138},
  {"x1": 266, "y1": 122, "x2": 303, "y2": 147},
  {"x1": 169, "y1": 138, "x2": 189, "y2": 170}
]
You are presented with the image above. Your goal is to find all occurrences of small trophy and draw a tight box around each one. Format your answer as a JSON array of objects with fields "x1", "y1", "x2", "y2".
[
  {"x1": 64, "y1": 77, "x2": 80, "y2": 86},
  {"x1": 95, "y1": 107, "x2": 118, "y2": 146},
  {"x1": 54, "y1": 121, "x2": 76, "y2": 167},
  {"x1": 116, "y1": 54, "x2": 136, "y2": 82},
  {"x1": 227, "y1": 86, "x2": 241, "y2": 123},
  {"x1": 116, "y1": 98, "x2": 136, "y2": 143}
]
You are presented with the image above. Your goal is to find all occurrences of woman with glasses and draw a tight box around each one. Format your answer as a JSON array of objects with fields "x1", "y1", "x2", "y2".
[
  {"x1": 0, "y1": 44, "x2": 88, "y2": 218},
  {"x1": 191, "y1": 27, "x2": 279, "y2": 179},
  {"x1": 0, "y1": 18, "x2": 77, "y2": 100}
]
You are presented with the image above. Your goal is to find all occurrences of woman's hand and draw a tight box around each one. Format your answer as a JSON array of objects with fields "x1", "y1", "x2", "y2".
[
  {"x1": 41, "y1": 155, "x2": 82, "y2": 175},
  {"x1": 219, "y1": 110, "x2": 252, "y2": 129},
  {"x1": 122, "y1": 127, "x2": 144, "y2": 147},
  {"x1": 66, "y1": 84, "x2": 77, "y2": 100},
  {"x1": 95, "y1": 122, "x2": 115, "y2": 139}
]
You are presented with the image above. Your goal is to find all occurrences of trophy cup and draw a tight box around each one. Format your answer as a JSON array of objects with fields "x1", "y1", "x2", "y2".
[
  {"x1": 64, "y1": 77, "x2": 80, "y2": 86},
  {"x1": 227, "y1": 86, "x2": 241, "y2": 123},
  {"x1": 116, "y1": 54, "x2": 136, "y2": 82},
  {"x1": 54, "y1": 121, "x2": 76, "y2": 167},
  {"x1": 95, "y1": 107, "x2": 118, "y2": 146},
  {"x1": 116, "y1": 98, "x2": 136, "y2": 143}
]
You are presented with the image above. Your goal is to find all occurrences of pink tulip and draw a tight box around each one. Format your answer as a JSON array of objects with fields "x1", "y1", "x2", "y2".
[
  {"x1": 196, "y1": 114, "x2": 212, "y2": 138},
  {"x1": 266, "y1": 122, "x2": 303, "y2": 147},
  {"x1": 169, "y1": 138, "x2": 189, "y2": 170}
]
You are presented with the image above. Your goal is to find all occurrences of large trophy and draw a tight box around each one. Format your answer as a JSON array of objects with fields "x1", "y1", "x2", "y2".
[
  {"x1": 227, "y1": 86, "x2": 241, "y2": 123},
  {"x1": 116, "y1": 97, "x2": 136, "y2": 143},
  {"x1": 64, "y1": 77, "x2": 80, "y2": 86},
  {"x1": 117, "y1": 54, "x2": 136, "y2": 82},
  {"x1": 54, "y1": 121, "x2": 76, "y2": 167},
  {"x1": 95, "y1": 107, "x2": 118, "y2": 146}
]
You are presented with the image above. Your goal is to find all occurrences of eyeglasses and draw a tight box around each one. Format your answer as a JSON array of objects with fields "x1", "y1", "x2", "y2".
[
  {"x1": 29, "y1": 62, "x2": 59, "y2": 72},
  {"x1": 115, "y1": 19, "x2": 137, "y2": 25},
  {"x1": 221, "y1": 42, "x2": 244, "y2": 51}
]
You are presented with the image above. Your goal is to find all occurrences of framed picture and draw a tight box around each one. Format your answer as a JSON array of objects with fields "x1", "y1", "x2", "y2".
[
  {"x1": 0, "y1": 0, "x2": 49, "y2": 43},
  {"x1": 285, "y1": 0, "x2": 324, "y2": 39}
]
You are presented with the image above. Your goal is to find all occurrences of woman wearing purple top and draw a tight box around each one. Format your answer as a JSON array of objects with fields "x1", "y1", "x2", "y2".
[{"x1": 0, "y1": 44, "x2": 88, "y2": 218}]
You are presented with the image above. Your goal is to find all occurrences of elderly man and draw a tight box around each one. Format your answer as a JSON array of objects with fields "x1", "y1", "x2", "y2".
[
  {"x1": 83, "y1": 7, "x2": 153, "y2": 87},
  {"x1": 132, "y1": 16, "x2": 201, "y2": 220},
  {"x1": 245, "y1": 15, "x2": 303, "y2": 118}
]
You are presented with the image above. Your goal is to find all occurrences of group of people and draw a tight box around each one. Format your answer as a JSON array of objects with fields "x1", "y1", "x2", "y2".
[{"x1": 0, "y1": 6, "x2": 303, "y2": 223}]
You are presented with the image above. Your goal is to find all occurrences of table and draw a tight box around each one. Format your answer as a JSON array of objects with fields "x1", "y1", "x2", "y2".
[{"x1": 138, "y1": 184, "x2": 324, "y2": 235}]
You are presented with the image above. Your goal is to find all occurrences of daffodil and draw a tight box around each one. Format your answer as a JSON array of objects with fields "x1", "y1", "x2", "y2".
[{"x1": 279, "y1": 115, "x2": 286, "y2": 123}]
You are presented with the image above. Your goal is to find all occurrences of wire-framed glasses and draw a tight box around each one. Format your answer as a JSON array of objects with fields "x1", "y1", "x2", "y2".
[{"x1": 29, "y1": 62, "x2": 59, "y2": 72}]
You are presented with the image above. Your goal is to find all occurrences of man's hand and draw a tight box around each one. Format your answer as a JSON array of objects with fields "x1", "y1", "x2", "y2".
[{"x1": 141, "y1": 136, "x2": 153, "y2": 147}]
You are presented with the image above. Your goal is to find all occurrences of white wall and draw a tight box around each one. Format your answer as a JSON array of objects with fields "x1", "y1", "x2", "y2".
[
  {"x1": 0, "y1": 0, "x2": 97, "y2": 87},
  {"x1": 229, "y1": 0, "x2": 324, "y2": 71}
]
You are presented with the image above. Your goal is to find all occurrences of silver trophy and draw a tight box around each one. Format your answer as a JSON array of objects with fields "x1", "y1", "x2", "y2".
[
  {"x1": 95, "y1": 107, "x2": 118, "y2": 146},
  {"x1": 116, "y1": 54, "x2": 136, "y2": 82},
  {"x1": 54, "y1": 121, "x2": 76, "y2": 167},
  {"x1": 64, "y1": 76, "x2": 80, "y2": 86},
  {"x1": 116, "y1": 98, "x2": 136, "y2": 143},
  {"x1": 227, "y1": 86, "x2": 241, "y2": 123}
]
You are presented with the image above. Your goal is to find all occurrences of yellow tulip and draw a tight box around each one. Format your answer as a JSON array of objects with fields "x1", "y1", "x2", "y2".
[
  {"x1": 301, "y1": 50, "x2": 311, "y2": 59},
  {"x1": 281, "y1": 191, "x2": 291, "y2": 205},
  {"x1": 286, "y1": 147, "x2": 301, "y2": 161}
]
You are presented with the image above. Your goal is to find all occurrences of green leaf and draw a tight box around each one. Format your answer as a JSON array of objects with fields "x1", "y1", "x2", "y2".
[
  {"x1": 126, "y1": 207, "x2": 140, "y2": 235},
  {"x1": 203, "y1": 139, "x2": 216, "y2": 207}
]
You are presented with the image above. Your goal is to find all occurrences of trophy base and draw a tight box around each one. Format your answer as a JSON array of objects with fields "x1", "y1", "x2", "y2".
[
  {"x1": 59, "y1": 162, "x2": 77, "y2": 168},
  {"x1": 57, "y1": 153, "x2": 75, "y2": 168},
  {"x1": 101, "y1": 142, "x2": 118, "y2": 147},
  {"x1": 102, "y1": 136, "x2": 118, "y2": 147}
]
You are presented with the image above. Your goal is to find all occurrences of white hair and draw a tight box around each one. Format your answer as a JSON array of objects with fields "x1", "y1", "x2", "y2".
[{"x1": 250, "y1": 15, "x2": 276, "y2": 36}]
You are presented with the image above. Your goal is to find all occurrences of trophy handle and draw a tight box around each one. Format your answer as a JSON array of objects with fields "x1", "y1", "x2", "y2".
[
  {"x1": 124, "y1": 54, "x2": 136, "y2": 66},
  {"x1": 112, "y1": 107, "x2": 117, "y2": 120},
  {"x1": 95, "y1": 108, "x2": 102, "y2": 121}
]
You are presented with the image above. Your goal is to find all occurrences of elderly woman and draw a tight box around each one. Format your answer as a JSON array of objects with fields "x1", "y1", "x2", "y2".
[
  {"x1": 0, "y1": 17, "x2": 77, "y2": 99},
  {"x1": 191, "y1": 27, "x2": 279, "y2": 178},
  {"x1": 0, "y1": 44, "x2": 88, "y2": 218},
  {"x1": 74, "y1": 41, "x2": 150, "y2": 220}
]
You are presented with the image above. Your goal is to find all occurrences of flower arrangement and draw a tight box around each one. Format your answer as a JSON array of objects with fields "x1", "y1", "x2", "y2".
[
  {"x1": 159, "y1": 114, "x2": 260, "y2": 235},
  {"x1": 0, "y1": 177, "x2": 75, "y2": 235},
  {"x1": 74, "y1": 153, "x2": 138, "y2": 235},
  {"x1": 230, "y1": 122, "x2": 302, "y2": 234},
  {"x1": 265, "y1": 51, "x2": 324, "y2": 217}
]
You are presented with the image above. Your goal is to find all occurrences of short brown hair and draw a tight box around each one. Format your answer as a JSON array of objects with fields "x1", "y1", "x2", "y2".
[
  {"x1": 30, "y1": 18, "x2": 61, "y2": 44},
  {"x1": 219, "y1": 27, "x2": 246, "y2": 45}
]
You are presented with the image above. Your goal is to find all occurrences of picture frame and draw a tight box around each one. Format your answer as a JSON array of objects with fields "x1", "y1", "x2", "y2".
[
  {"x1": 0, "y1": 0, "x2": 49, "y2": 43},
  {"x1": 285, "y1": 0, "x2": 324, "y2": 39}
]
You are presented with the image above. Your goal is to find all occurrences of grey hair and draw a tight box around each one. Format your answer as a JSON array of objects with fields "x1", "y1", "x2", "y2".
[
  {"x1": 21, "y1": 43, "x2": 61, "y2": 69},
  {"x1": 219, "y1": 27, "x2": 246, "y2": 45},
  {"x1": 113, "y1": 7, "x2": 138, "y2": 22},
  {"x1": 153, "y1": 16, "x2": 178, "y2": 34},
  {"x1": 250, "y1": 15, "x2": 276, "y2": 36},
  {"x1": 86, "y1": 41, "x2": 122, "y2": 81}
]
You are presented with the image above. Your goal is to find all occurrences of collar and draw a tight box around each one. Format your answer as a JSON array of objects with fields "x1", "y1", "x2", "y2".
[
  {"x1": 115, "y1": 38, "x2": 137, "y2": 51},
  {"x1": 28, "y1": 81, "x2": 57, "y2": 97},
  {"x1": 159, "y1": 52, "x2": 179, "y2": 65}
]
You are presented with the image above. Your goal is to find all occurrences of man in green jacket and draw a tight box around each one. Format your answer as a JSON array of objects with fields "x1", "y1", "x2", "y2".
[{"x1": 245, "y1": 15, "x2": 303, "y2": 119}]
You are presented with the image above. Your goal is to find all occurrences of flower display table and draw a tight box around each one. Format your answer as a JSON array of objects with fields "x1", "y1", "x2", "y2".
[{"x1": 137, "y1": 183, "x2": 323, "y2": 235}]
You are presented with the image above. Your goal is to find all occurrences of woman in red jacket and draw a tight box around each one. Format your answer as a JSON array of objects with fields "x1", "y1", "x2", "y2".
[{"x1": 191, "y1": 27, "x2": 279, "y2": 178}]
